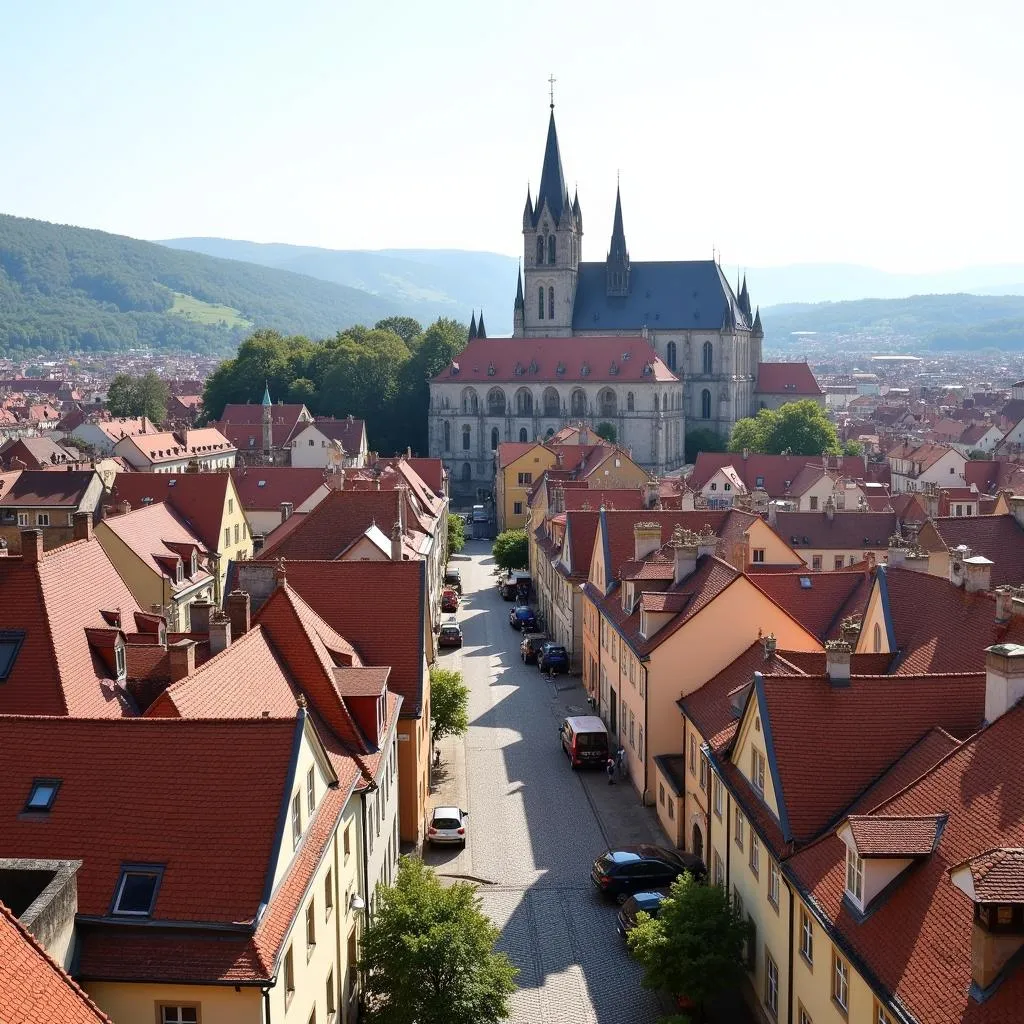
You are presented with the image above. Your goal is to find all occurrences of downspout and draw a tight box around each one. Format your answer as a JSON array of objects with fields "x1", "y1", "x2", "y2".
[
  {"x1": 334, "y1": 825, "x2": 343, "y2": 1017},
  {"x1": 725, "y1": 789, "x2": 731, "y2": 887},
  {"x1": 262, "y1": 985, "x2": 272, "y2": 1024},
  {"x1": 787, "y1": 882, "x2": 794, "y2": 1024},
  {"x1": 642, "y1": 661, "x2": 650, "y2": 805}
]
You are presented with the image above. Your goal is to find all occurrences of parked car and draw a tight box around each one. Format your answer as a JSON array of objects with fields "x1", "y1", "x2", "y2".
[
  {"x1": 616, "y1": 889, "x2": 669, "y2": 938},
  {"x1": 438, "y1": 620, "x2": 463, "y2": 648},
  {"x1": 427, "y1": 806, "x2": 468, "y2": 847},
  {"x1": 520, "y1": 632, "x2": 549, "y2": 663},
  {"x1": 443, "y1": 568, "x2": 462, "y2": 594},
  {"x1": 441, "y1": 588, "x2": 459, "y2": 612},
  {"x1": 538, "y1": 644, "x2": 569, "y2": 674},
  {"x1": 509, "y1": 605, "x2": 537, "y2": 631},
  {"x1": 559, "y1": 715, "x2": 609, "y2": 768},
  {"x1": 591, "y1": 846, "x2": 706, "y2": 901},
  {"x1": 499, "y1": 571, "x2": 531, "y2": 601}
]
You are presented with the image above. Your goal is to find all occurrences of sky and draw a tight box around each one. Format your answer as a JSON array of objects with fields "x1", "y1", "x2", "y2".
[{"x1": 2, "y1": 0, "x2": 1023, "y2": 272}]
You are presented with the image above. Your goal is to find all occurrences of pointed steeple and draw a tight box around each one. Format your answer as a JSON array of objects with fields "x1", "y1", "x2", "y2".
[
  {"x1": 513, "y1": 268, "x2": 525, "y2": 337},
  {"x1": 468, "y1": 311, "x2": 478, "y2": 341},
  {"x1": 752, "y1": 306, "x2": 763, "y2": 337},
  {"x1": 738, "y1": 274, "x2": 752, "y2": 318},
  {"x1": 514, "y1": 269, "x2": 524, "y2": 311},
  {"x1": 522, "y1": 186, "x2": 534, "y2": 230},
  {"x1": 262, "y1": 382, "x2": 272, "y2": 407},
  {"x1": 572, "y1": 188, "x2": 582, "y2": 231},
  {"x1": 721, "y1": 303, "x2": 736, "y2": 331},
  {"x1": 477, "y1": 311, "x2": 487, "y2": 339},
  {"x1": 535, "y1": 110, "x2": 568, "y2": 225},
  {"x1": 606, "y1": 183, "x2": 630, "y2": 297}
]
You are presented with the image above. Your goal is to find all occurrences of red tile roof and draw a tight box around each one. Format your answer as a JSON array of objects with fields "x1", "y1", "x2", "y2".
[
  {"x1": 0, "y1": 469, "x2": 98, "y2": 507},
  {"x1": 563, "y1": 487, "x2": 645, "y2": 511},
  {"x1": 771, "y1": 511, "x2": 897, "y2": 552},
  {"x1": 0, "y1": 538, "x2": 142, "y2": 717},
  {"x1": 216, "y1": 403, "x2": 310, "y2": 449},
  {"x1": 689, "y1": 452, "x2": 887, "y2": 496},
  {"x1": 748, "y1": 569, "x2": 873, "y2": 642},
  {"x1": 0, "y1": 899, "x2": 111, "y2": 1023},
  {"x1": 497, "y1": 442, "x2": 538, "y2": 469},
  {"x1": 556, "y1": 510, "x2": 599, "y2": 579},
  {"x1": 755, "y1": 361, "x2": 823, "y2": 396},
  {"x1": 954, "y1": 848, "x2": 1024, "y2": 903},
  {"x1": 926, "y1": 515, "x2": 1024, "y2": 589},
  {"x1": 434, "y1": 336, "x2": 678, "y2": 383},
  {"x1": 116, "y1": 428, "x2": 235, "y2": 465},
  {"x1": 846, "y1": 814, "x2": 944, "y2": 857},
  {"x1": 301, "y1": 416, "x2": 366, "y2": 451}
]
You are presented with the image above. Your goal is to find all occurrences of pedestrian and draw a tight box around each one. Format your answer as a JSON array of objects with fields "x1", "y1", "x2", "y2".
[
  {"x1": 606, "y1": 758, "x2": 615, "y2": 785},
  {"x1": 616, "y1": 747, "x2": 626, "y2": 778}
]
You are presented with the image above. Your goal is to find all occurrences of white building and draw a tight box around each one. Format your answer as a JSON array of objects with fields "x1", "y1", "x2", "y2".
[
  {"x1": 290, "y1": 416, "x2": 369, "y2": 469},
  {"x1": 113, "y1": 427, "x2": 237, "y2": 473}
]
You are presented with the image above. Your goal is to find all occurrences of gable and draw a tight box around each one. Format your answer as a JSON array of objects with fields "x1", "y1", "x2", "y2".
[
  {"x1": 856, "y1": 573, "x2": 894, "y2": 656},
  {"x1": 732, "y1": 679, "x2": 783, "y2": 824}
]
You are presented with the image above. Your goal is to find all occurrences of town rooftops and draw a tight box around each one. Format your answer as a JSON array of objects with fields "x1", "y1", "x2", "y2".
[
  {"x1": 755, "y1": 362, "x2": 823, "y2": 396},
  {"x1": 435, "y1": 336, "x2": 678, "y2": 383},
  {"x1": 229, "y1": 466, "x2": 330, "y2": 511},
  {"x1": 748, "y1": 568, "x2": 873, "y2": 642},
  {"x1": 922, "y1": 514, "x2": 1024, "y2": 589},
  {"x1": 845, "y1": 814, "x2": 945, "y2": 857},
  {"x1": 0, "y1": 469, "x2": 98, "y2": 508},
  {"x1": 114, "y1": 428, "x2": 235, "y2": 465},
  {"x1": 771, "y1": 510, "x2": 898, "y2": 552},
  {"x1": 0, "y1": 435, "x2": 82, "y2": 470},
  {"x1": 689, "y1": 452, "x2": 885, "y2": 496}
]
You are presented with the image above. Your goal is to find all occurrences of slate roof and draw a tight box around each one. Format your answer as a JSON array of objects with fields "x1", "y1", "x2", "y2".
[
  {"x1": 755, "y1": 362, "x2": 823, "y2": 396},
  {"x1": 229, "y1": 467, "x2": 329, "y2": 511},
  {"x1": 434, "y1": 336, "x2": 677, "y2": 384},
  {"x1": 0, "y1": 537, "x2": 142, "y2": 717},
  {"x1": 926, "y1": 515, "x2": 1024, "y2": 588},
  {"x1": 0, "y1": 470, "x2": 97, "y2": 507},
  {"x1": 571, "y1": 260, "x2": 747, "y2": 333},
  {"x1": 846, "y1": 814, "x2": 944, "y2": 857},
  {"x1": 771, "y1": 511, "x2": 897, "y2": 551},
  {"x1": 0, "y1": 898, "x2": 112, "y2": 1023}
]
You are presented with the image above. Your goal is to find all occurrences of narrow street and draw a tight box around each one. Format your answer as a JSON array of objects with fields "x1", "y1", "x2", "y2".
[{"x1": 424, "y1": 540, "x2": 666, "y2": 1023}]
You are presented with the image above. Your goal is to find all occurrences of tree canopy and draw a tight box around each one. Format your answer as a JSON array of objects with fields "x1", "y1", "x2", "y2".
[
  {"x1": 429, "y1": 668, "x2": 470, "y2": 744},
  {"x1": 685, "y1": 426, "x2": 726, "y2": 464},
  {"x1": 492, "y1": 530, "x2": 529, "y2": 572},
  {"x1": 447, "y1": 513, "x2": 466, "y2": 561},
  {"x1": 728, "y1": 400, "x2": 840, "y2": 456},
  {"x1": 359, "y1": 858, "x2": 517, "y2": 1024},
  {"x1": 106, "y1": 371, "x2": 169, "y2": 422},
  {"x1": 595, "y1": 421, "x2": 617, "y2": 443},
  {"x1": 200, "y1": 317, "x2": 468, "y2": 455}
]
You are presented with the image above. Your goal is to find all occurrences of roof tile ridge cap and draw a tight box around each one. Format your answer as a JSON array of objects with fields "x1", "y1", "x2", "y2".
[{"x1": 0, "y1": 899, "x2": 112, "y2": 1022}]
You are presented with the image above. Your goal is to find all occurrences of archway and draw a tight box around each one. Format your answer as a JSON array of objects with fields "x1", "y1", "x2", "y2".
[
  {"x1": 519, "y1": 427, "x2": 528, "y2": 443},
  {"x1": 692, "y1": 822, "x2": 704, "y2": 862},
  {"x1": 543, "y1": 387, "x2": 560, "y2": 416},
  {"x1": 570, "y1": 389, "x2": 587, "y2": 417},
  {"x1": 461, "y1": 387, "x2": 478, "y2": 414},
  {"x1": 515, "y1": 387, "x2": 533, "y2": 416}
]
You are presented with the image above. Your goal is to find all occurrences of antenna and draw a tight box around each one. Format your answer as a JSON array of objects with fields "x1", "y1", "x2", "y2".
[{"x1": 548, "y1": 73, "x2": 557, "y2": 109}]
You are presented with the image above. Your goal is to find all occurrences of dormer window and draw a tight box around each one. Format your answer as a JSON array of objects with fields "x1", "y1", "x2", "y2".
[
  {"x1": 190, "y1": 551, "x2": 198, "y2": 576},
  {"x1": 112, "y1": 865, "x2": 163, "y2": 916},
  {"x1": 24, "y1": 778, "x2": 61, "y2": 812},
  {"x1": 175, "y1": 559, "x2": 184, "y2": 584},
  {"x1": 114, "y1": 642, "x2": 126, "y2": 681},
  {"x1": 845, "y1": 846, "x2": 864, "y2": 902}
]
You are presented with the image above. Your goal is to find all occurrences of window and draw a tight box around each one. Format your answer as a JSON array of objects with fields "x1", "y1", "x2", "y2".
[
  {"x1": 36, "y1": 512, "x2": 49, "y2": 527},
  {"x1": 756, "y1": 476, "x2": 765, "y2": 487},
  {"x1": 834, "y1": 556, "x2": 845, "y2": 570},
  {"x1": 0, "y1": 629, "x2": 28, "y2": 679},
  {"x1": 228, "y1": 498, "x2": 234, "y2": 514},
  {"x1": 24, "y1": 778, "x2": 61, "y2": 812},
  {"x1": 751, "y1": 748, "x2": 766, "y2": 794},
  {"x1": 713, "y1": 776, "x2": 723, "y2": 818},
  {"x1": 724, "y1": 482, "x2": 732, "y2": 492},
  {"x1": 291, "y1": 792, "x2": 302, "y2": 849},
  {"x1": 768, "y1": 860, "x2": 780, "y2": 910},
  {"x1": 306, "y1": 898, "x2": 316, "y2": 956},
  {"x1": 112, "y1": 866, "x2": 162, "y2": 916},
  {"x1": 699, "y1": 753, "x2": 709, "y2": 792},
  {"x1": 875, "y1": 1002, "x2": 896, "y2": 1024},
  {"x1": 689, "y1": 734, "x2": 697, "y2": 773},
  {"x1": 517, "y1": 472, "x2": 533, "y2": 485},
  {"x1": 325, "y1": 868, "x2": 334, "y2": 917},
  {"x1": 638, "y1": 727, "x2": 644, "y2": 763},
  {"x1": 490, "y1": 427, "x2": 499, "y2": 451},
  {"x1": 702, "y1": 341, "x2": 713, "y2": 374},
  {"x1": 765, "y1": 950, "x2": 779, "y2": 1018},
  {"x1": 665, "y1": 341, "x2": 677, "y2": 371},
  {"x1": 701, "y1": 389, "x2": 712, "y2": 419},
  {"x1": 659, "y1": 783, "x2": 665, "y2": 805},
  {"x1": 845, "y1": 845, "x2": 863, "y2": 902},
  {"x1": 799, "y1": 1005, "x2": 813, "y2": 1024},
  {"x1": 115, "y1": 642, "x2": 126, "y2": 679},
  {"x1": 537, "y1": 236, "x2": 544, "y2": 265},
  {"x1": 750, "y1": 832, "x2": 760, "y2": 877},
  {"x1": 327, "y1": 968, "x2": 336, "y2": 1018},
  {"x1": 538, "y1": 286, "x2": 545, "y2": 319},
  {"x1": 307, "y1": 766, "x2": 315, "y2": 815},
  {"x1": 347, "y1": 929, "x2": 358, "y2": 997},
  {"x1": 800, "y1": 907, "x2": 814, "y2": 964},
  {"x1": 548, "y1": 286, "x2": 555, "y2": 320},
  {"x1": 752, "y1": 548, "x2": 765, "y2": 563},
  {"x1": 343, "y1": 823, "x2": 351, "y2": 860},
  {"x1": 832, "y1": 950, "x2": 849, "y2": 1011},
  {"x1": 873, "y1": 622, "x2": 882, "y2": 652},
  {"x1": 810, "y1": 496, "x2": 819, "y2": 511},
  {"x1": 16, "y1": 512, "x2": 28, "y2": 527},
  {"x1": 519, "y1": 427, "x2": 528, "y2": 443},
  {"x1": 548, "y1": 234, "x2": 556, "y2": 264},
  {"x1": 284, "y1": 945, "x2": 295, "y2": 1005},
  {"x1": 159, "y1": 1008, "x2": 199, "y2": 1024},
  {"x1": 812, "y1": 555, "x2": 823, "y2": 571},
  {"x1": 735, "y1": 808, "x2": 745, "y2": 851},
  {"x1": 443, "y1": 420, "x2": 451, "y2": 451},
  {"x1": 667, "y1": 798, "x2": 674, "y2": 819},
  {"x1": 713, "y1": 851, "x2": 724, "y2": 887},
  {"x1": 462, "y1": 425, "x2": 471, "y2": 450},
  {"x1": 513, "y1": 501, "x2": 523, "y2": 516},
  {"x1": 224, "y1": 527, "x2": 231, "y2": 547},
  {"x1": 627, "y1": 391, "x2": 635, "y2": 412}
]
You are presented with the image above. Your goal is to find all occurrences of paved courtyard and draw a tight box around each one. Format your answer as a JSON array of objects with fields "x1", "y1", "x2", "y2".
[{"x1": 424, "y1": 541, "x2": 668, "y2": 1023}]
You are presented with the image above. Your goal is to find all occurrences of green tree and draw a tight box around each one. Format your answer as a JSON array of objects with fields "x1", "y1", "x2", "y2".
[
  {"x1": 287, "y1": 377, "x2": 318, "y2": 405},
  {"x1": 106, "y1": 373, "x2": 138, "y2": 417},
  {"x1": 447, "y1": 512, "x2": 466, "y2": 561},
  {"x1": 359, "y1": 858, "x2": 517, "y2": 1024},
  {"x1": 595, "y1": 421, "x2": 617, "y2": 443},
  {"x1": 375, "y1": 316, "x2": 424, "y2": 349},
  {"x1": 685, "y1": 427, "x2": 726, "y2": 464},
  {"x1": 429, "y1": 667, "x2": 470, "y2": 744},
  {"x1": 729, "y1": 400, "x2": 839, "y2": 456},
  {"x1": 106, "y1": 371, "x2": 168, "y2": 422},
  {"x1": 492, "y1": 529, "x2": 529, "y2": 572},
  {"x1": 627, "y1": 873, "x2": 750, "y2": 1022},
  {"x1": 842, "y1": 439, "x2": 863, "y2": 456}
]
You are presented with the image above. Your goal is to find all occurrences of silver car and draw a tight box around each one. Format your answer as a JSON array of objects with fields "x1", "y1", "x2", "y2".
[{"x1": 427, "y1": 806, "x2": 468, "y2": 847}]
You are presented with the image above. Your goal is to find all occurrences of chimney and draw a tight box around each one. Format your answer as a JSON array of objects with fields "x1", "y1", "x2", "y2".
[
  {"x1": 280, "y1": 501, "x2": 293, "y2": 523},
  {"x1": 209, "y1": 611, "x2": 231, "y2": 654},
  {"x1": 190, "y1": 600, "x2": 214, "y2": 635},
  {"x1": 762, "y1": 633, "x2": 777, "y2": 660},
  {"x1": 21, "y1": 529, "x2": 44, "y2": 566},
  {"x1": 391, "y1": 522, "x2": 403, "y2": 561},
  {"x1": 338, "y1": 468, "x2": 345, "y2": 491},
  {"x1": 274, "y1": 557, "x2": 287, "y2": 585},
  {"x1": 825, "y1": 639, "x2": 853, "y2": 685},
  {"x1": 397, "y1": 485, "x2": 407, "y2": 536},
  {"x1": 633, "y1": 522, "x2": 662, "y2": 561},
  {"x1": 984, "y1": 643, "x2": 1024, "y2": 724},
  {"x1": 226, "y1": 590, "x2": 251, "y2": 637},
  {"x1": 964, "y1": 556, "x2": 994, "y2": 594},
  {"x1": 72, "y1": 511, "x2": 93, "y2": 542},
  {"x1": 1009, "y1": 496, "x2": 1024, "y2": 530},
  {"x1": 840, "y1": 615, "x2": 862, "y2": 647},
  {"x1": 995, "y1": 587, "x2": 1016, "y2": 624},
  {"x1": 669, "y1": 526, "x2": 701, "y2": 584},
  {"x1": 825, "y1": 495, "x2": 835, "y2": 522},
  {"x1": 168, "y1": 639, "x2": 196, "y2": 682}
]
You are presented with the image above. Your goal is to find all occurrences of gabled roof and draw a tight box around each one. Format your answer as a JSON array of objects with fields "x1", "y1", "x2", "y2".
[
  {"x1": 405, "y1": 458, "x2": 445, "y2": 495},
  {"x1": 115, "y1": 428, "x2": 235, "y2": 465},
  {"x1": 770, "y1": 511, "x2": 897, "y2": 552},
  {"x1": 0, "y1": 469, "x2": 98, "y2": 507},
  {"x1": 229, "y1": 467, "x2": 330, "y2": 511},
  {"x1": 0, "y1": 538, "x2": 142, "y2": 717},
  {"x1": 0, "y1": 435, "x2": 82, "y2": 470},
  {"x1": 295, "y1": 417, "x2": 366, "y2": 451},
  {"x1": 689, "y1": 452, "x2": 885, "y2": 496},
  {"x1": 497, "y1": 442, "x2": 538, "y2": 469},
  {"x1": 953, "y1": 848, "x2": 1024, "y2": 903},
  {"x1": 845, "y1": 814, "x2": 944, "y2": 857},
  {"x1": 0, "y1": 899, "x2": 111, "y2": 1023},
  {"x1": 216, "y1": 402, "x2": 310, "y2": 449},
  {"x1": 555, "y1": 510, "x2": 599, "y2": 579},
  {"x1": 965, "y1": 459, "x2": 1024, "y2": 494},
  {"x1": 755, "y1": 362, "x2": 823, "y2": 396},
  {"x1": 562, "y1": 487, "x2": 645, "y2": 511},
  {"x1": 925, "y1": 514, "x2": 1024, "y2": 588},
  {"x1": 748, "y1": 569, "x2": 873, "y2": 642}
]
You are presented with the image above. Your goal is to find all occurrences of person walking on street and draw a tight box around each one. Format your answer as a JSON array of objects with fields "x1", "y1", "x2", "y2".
[
  {"x1": 606, "y1": 758, "x2": 616, "y2": 785},
  {"x1": 616, "y1": 747, "x2": 626, "y2": 779}
]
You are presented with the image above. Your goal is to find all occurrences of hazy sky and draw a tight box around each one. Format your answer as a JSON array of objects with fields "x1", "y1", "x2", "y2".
[{"x1": 3, "y1": 0, "x2": 1022, "y2": 271}]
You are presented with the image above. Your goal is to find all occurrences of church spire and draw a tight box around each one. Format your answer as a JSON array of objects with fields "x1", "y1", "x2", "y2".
[
  {"x1": 752, "y1": 306, "x2": 763, "y2": 337},
  {"x1": 468, "y1": 311, "x2": 478, "y2": 341},
  {"x1": 535, "y1": 109, "x2": 568, "y2": 226},
  {"x1": 606, "y1": 183, "x2": 630, "y2": 297},
  {"x1": 477, "y1": 311, "x2": 487, "y2": 339},
  {"x1": 513, "y1": 267, "x2": 525, "y2": 337},
  {"x1": 514, "y1": 268, "x2": 524, "y2": 311},
  {"x1": 738, "y1": 274, "x2": 752, "y2": 318}
]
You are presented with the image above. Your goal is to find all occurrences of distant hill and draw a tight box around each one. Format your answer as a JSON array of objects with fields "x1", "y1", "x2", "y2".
[
  {"x1": 160, "y1": 237, "x2": 520, "y2": 335},
  {"x1": 763, "y1": 293, "x2": 1024, "y2": 350},
  {"x1": 0, "y1": 214, "x2": 418, "y2": 356}
]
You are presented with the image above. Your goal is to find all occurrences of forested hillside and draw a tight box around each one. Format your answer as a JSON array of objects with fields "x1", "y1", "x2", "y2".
[{"x1": 0, "y1": 214, "x2": 408, "y2": 355}]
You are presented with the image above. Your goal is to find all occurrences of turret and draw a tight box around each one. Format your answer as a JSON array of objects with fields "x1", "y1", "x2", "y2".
[
  {"x1": 752, "y1": 306, "x2": 763, "y2": 337},
  {"x1": 738, "y1": 274, "x2": 752, "y2": 319},
  {"x1": 262, "y1": 383, "x2": 272, "y2": 456},
  {"x1": 513, "y1": 268, "x2": 525, "y2": 337},
  {"x1": 477, "y1": 311, "x2": 487, "y2": 339},
  {"x1": 606, "y1": 184, "x2": 630, "y2": 297},
  {"x1": 468, "y1": 311, "x2": 478, "y2": 341},
  {"x1": 522, "y1": 187, "x2": 534, "y2": 231}
]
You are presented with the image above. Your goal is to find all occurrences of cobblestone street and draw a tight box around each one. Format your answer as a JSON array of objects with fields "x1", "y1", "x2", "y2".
[{"x1": 424, "y1": 541, "x2": 668, "y2": 1023}]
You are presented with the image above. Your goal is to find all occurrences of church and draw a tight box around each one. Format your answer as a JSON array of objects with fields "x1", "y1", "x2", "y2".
[{"x1": 430, "y1": 99, "x2": 809, "y2": 503}]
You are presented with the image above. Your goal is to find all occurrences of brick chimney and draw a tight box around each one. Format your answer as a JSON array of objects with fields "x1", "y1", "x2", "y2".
[
  {"x1": 169, "y1": 639, "x2": 196, "y2": 682},
  {"x1": 668, "y1": 525, "x2": 715, "y2": 585},
  {"x1": 633, "y1": 522, "x2": 662, "y2": 561},
  {"x1": 72, "y1": 511, "x2": 93, "y2": 542},
  {"x1": 825, "y1": 639, "x2": 852, "y2": 686},
  {"x1": 391, "y1": 522, "x2": 403, "y2": 561},
  {"x1": 209, "y1": 611, "x2": 231, "y2": 654},
  {"x1": 397, "y1": 485, "x2": 407, "y2": 537},
  {"x1": 984, "y1": 643, "x2": 1024, "y2": 724},
  {"x1": 1009, "y1": 496, "x2": 1024, "y2": 531},
  {"x1": 21, "y1": 529, "x2": 44, "y2": 566},
  {"x1": 995, "y1": 587, "x2": 1016, "y2": 624},
  {"x1": 280, "y1": 501, "x2": 293, "y2": 523},
  {"x1": 226, "y1": 590, "x2": 251, "y2": 637}
]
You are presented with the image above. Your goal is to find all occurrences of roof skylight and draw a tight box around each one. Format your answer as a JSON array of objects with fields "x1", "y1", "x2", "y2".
[
  {"x1": 0, "y1": 630, "x2": 26, "y2": 680},
  {"x1": 24, "y1": 778, "x2": 60, "y2": 812}
]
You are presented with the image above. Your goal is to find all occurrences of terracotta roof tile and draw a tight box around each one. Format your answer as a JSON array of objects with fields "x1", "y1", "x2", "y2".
[
  {"x1": 927, "y1": 515, "x2": 1024, "y2": 588},
  {"x1": 116, "y1": 428, "x2": 234, "y2": 465},
  {"x1": 689, "y1": 452, "x2": 887, "y2": 496},
  {"x1": 956, "y1": 848, "x2": 1024, "y2": 902},
  {"x1": 216, "y1": 404, "x2": 310, "y2": 449},
  {"x1": 846, "y1": 814, "x2": 944, "y2": 857},
  {"x1": 771, "y1": 511, "x2": 897, "y2": 551},
  {"x1": 755, "y1": 362, "x2": 823, "y2": 396},
  {"x1": 0, "y1": 469, "x2": 96, "y2": 506},
  {"x1": 748, "y1": 569, "x2": 873, "y2": 641},
  {"x1": 228, "y1": 467, "x2": 329, "y2": 512}
]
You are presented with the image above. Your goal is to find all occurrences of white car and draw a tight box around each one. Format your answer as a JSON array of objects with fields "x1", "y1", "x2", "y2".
[{"x1": 427, "y1": 806, "x2": 468, "y2": 847}]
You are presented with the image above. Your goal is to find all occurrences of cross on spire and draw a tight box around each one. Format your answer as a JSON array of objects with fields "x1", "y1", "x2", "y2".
[{"x1": 548, "y1": 73, "x2": 556, "y2": 110}]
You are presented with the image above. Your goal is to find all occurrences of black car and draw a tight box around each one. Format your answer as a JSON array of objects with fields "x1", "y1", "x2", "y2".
[
  {"x1": 616, "y1": 889, "x2": 669, "y2": 938},
  {"x1": 509, "y1": 605, "x2": 537, "y2": 631},
  {"x1": 444, "y1": 568, "x2": 462, "y2": 594},
  {"x1": 591, "y1": 845, "x2": 706, "y2": 901}
]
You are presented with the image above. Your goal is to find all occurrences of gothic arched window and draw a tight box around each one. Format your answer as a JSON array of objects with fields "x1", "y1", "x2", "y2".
[
  {"x1": 461, "y1": 387, "x2": 478, "y2": 414},
  {"x1": 515, "y1": 387, "x2": 533, "y2": 416},
  {"x1": 543, "y1": 387, "x2": 560, "y2": 416},
  {"x1": 537, "y1": 236, "x2": 544, "y2": 265},
  {"x1": 599, "y1": 389, "x2": 617, "y2": 417},
  {"x1": 548, "y1": 235, "x2": 556, "y2": 264},
  {"x1": 487, "y1": 388, "x2": 506, "y2": 416},
  {"x1": 662, "y1": 394, "x2": 668, "y2": 411},
  {"x1": 548, "y1": 287, "x2": 555, "y2": 320},
  {"x1": 666, "y1": 341, "x2": 677, "y2": 371},
  {"x1": 462, "y1": 462, "x2": 472, "y2": 482},
  {"x1": 538, "y1": 287, "x2": 545, "y2": 320},
  {"x1": 462, "y1": 424, "x2": 471, "y2": 450},
  {"x1": 443, "y1": 421, "x2": 451, "y2": 451},
  {"x1": 627, "y1": 392, "x2": 635, "y2": 412},
  {"x1": 490, "y1": 427, "x2": 499, "y2": 451},
  {"x1": 570, "y1": 389, "x2": 587, "y2": 417},
  {"x1": 703, "y1": 341, "x2": 713, "y2": 375},
  {"x1": 701, "y1": 389, "x2": 712, "y2": 420},
  {"x1": 519, "y1": 427, "x2": 528, "y2": 443}
]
